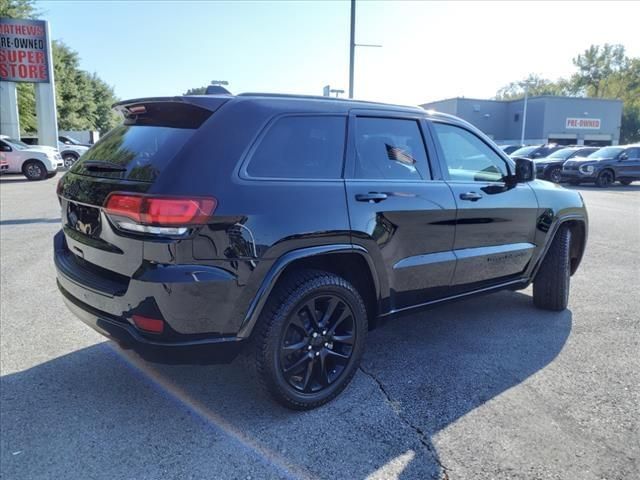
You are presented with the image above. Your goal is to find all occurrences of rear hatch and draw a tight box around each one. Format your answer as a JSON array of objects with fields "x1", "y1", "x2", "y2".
[{"x1": 57, "y1": 97, "x2": 227, "y2": 278}]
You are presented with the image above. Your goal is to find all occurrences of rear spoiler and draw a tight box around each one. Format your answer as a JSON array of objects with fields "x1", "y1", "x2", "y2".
[{"x1": 112, "y1": 95, "x2": 231, "y2": 114}]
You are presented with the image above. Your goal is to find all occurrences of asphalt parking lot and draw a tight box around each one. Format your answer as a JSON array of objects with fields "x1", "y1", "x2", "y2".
[{"x1": 1, "y1": 174, "x2": 638, "y2": 480}]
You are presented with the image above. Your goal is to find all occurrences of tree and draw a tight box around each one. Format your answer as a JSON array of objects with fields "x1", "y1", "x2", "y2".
[
  {"x1": 571, "y1": 44, "x2": 628, "y2": 97},
  {"x1": 0, "y1": 0, "x2": 38, "y2": 18},
  {"x1": 495, "y1": 74, "x2": 572, "y2": 100},
  {"x1": 183, "y1": 86, "x2": 207, "y2": 95}
]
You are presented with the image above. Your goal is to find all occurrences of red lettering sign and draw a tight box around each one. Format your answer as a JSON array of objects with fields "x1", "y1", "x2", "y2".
[
  {"x1": 565, "y1": 117, "x2": 601, "y2": 130},
  {"x1": 0, "y1": 18, "x2": 50, "y2": 83}
]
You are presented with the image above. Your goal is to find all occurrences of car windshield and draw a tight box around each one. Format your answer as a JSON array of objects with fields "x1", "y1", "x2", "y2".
[
  {"x1": 61, "y1": 136, "x2": 81, "y2": 145},
  {"x1": 4, "y1": 138, "x2": 29, "y2": 150},
  {"x1": 547, "y1": 148, "x2": 576, "y2": 160},
  {"x1": 587, "y1": 147, "x2": 624, "y2": 159},
  {"x1": 511, "y1": 146, "x2": 538, "y2": 156}
]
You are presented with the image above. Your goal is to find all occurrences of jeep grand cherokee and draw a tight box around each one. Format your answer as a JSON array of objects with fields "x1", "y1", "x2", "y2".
[{"x1": 55, "y1": 93, "x2": 588, "y2": 409}]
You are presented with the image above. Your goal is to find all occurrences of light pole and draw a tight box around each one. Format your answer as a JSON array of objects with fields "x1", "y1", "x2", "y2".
[
  {"x1": 348, "y1": 0, "x2": 381, "y2": 99},
  {"x1": 520, "y1": 83, "x2": 529, "y2": 146}
]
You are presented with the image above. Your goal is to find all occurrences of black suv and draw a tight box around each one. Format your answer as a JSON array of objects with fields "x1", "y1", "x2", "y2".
[
  {"x1": 534, "y1": 146, "x2": 599, "y2": 183},
  {"x1": 55, "y1": 94, "x2": 588, "y2": 409},
  {"x1": 562, "y1": 145, "x2": 640, "y2": 187}
]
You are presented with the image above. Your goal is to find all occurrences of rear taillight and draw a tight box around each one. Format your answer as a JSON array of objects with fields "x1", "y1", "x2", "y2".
[{"x1": 104, "y1": 193, "x2": 216, "y2": 236}]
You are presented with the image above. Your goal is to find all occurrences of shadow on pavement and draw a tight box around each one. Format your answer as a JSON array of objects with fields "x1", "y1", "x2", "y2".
[{"x1": 1, "y1": 290, "x2": 572, "y2": 479}]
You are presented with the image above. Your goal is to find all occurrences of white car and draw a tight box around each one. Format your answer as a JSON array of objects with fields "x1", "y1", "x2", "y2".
[
  {"x1": 22, "y1": 135, "x2": 90, "y2": 168},
  {"x1": 57, "y1": 136, "x2": 90, "y2": 168},
  {"x1": 0, "y1": 135, "x2": 63, "y2": 181}
]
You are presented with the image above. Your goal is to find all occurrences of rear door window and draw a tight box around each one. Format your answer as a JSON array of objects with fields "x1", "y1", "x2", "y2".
[
  {"x1": 352, "y1": 117, "x2": 430, "y2": 180},
  {"x1": 246, "y1": 115, "x2": 346, "y2": 179}
]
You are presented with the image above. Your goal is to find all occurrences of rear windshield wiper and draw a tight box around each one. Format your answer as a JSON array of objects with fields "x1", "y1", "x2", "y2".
[{"x1": 83, "y1": 161, "x2": 127, "y2": 172}]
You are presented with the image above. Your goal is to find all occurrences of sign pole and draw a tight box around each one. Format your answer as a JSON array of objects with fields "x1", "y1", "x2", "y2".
[
  {"x1": 35, "y1": 20, "x2": 58, "y2": 148},
  {"x1": 0, "y1": 81, "x2": 20, "y2": 138}
]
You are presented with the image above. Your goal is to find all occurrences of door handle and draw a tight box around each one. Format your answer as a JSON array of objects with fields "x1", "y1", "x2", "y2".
[
  {"x1": 459, "y1": 192, "x2": 483, "y2": 201},
  {"x1": 355, "y1": 192, "x2": 388, "y2": 203}
]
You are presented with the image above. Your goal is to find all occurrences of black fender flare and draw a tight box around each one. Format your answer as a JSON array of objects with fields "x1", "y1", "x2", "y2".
[
  {"x1": 237, "y1": 244, "x2": 381, "y2": 338},
  {"x1": 529, "y1": 214, "x2": 588, "y2": 281}
]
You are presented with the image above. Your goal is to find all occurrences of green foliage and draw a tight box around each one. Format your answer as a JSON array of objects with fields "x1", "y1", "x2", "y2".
[
  {"x1": 0, "y1": 0, "x2": 38, "y2": 18},
  {"x1": 496, "y1": 44, "x2": 640, "y2": 143},
  {"x1": 183, "y1": 86, "x2": 207, "y2": 95},
  {"x1": 496, "y1": 74, "x2": 572, "y2": 100}
]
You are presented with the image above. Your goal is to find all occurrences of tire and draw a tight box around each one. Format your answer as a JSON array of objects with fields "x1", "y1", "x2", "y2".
[
  {"x1": 62, "y1": 153, "x2": 78, "y2": 169},
  {"x1": 533, "y1": 226, "x2": 571, "y2": 311},
  {"x1": 254, "y1": 269, "x2": 367, "y2": 410},
  {"x1": 22, "y1": 160, "x2": 47, "y2": 181},
  {"x1": 595, "y1": 169, "x2": 614, "y2": 188},
  {"x1": 548, "y1": 167, "x2": 562, "y2": 184},
  {"x1": 620, "y1": 179, "x2": 633, "y2": 186}
]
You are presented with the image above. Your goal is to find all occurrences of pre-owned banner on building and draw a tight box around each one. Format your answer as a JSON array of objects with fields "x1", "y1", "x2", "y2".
[
  {"x1": 0, "y1": 18, "x2": 50, "y2": 83},
  {"x1": 566, "y1": 118, "x2": 601, "y2": 130}
]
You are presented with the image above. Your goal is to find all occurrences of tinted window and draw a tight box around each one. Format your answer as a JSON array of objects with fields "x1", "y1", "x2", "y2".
[
  {"x1": 547, "y1": 148, "x2": 576, "y2": 159},
  {"x1": 588, "y1": 147, "x2": 624, "y2": 159},
  {"x1": 626, "y1": 148, "x2": 640, "y2": 159},
  {"x1": 72, "y1": 125, "x2": 196, "y2": 182},
  {"x1": 433, "y1": 123, "x2": 509, "y2": 182},
  {"x1": 354, "y1": 117, "x2": 429, "y2": 180},
  {"x1": 247, "y1": 116, "x2": 346, "y2": 179},
  {"x1": 511, "y1": 146, "x2": 539, "y2": 157}
]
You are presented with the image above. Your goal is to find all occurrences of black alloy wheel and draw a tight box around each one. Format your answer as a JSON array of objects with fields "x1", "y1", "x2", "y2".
[
  {"x1": 596, "y1": 170, "x2": 614, "y2": 188},
  {"x1": 548, "y1": 167, "x2": 562, "y2": 183},
  {"x1": 280, "y1": 294, "x2": 356, "y2": 393},
  {"x1": 255, "y1": 270, "x2": 367, "y2": 410}
]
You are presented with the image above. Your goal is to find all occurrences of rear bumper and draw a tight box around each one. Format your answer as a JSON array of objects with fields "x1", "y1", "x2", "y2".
[
  {"x1": 58, "y1": 281, "x2": 243, "y2": 363},
  {"x1": 54, "y1": 230, "x2": 248, "y2": 363}
]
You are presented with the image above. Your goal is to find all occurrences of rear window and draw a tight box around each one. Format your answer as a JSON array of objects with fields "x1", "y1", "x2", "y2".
[
  {"x1": 246, "y1": 116, "x2": 346, "y2": 179},
  {"x1": 71, "y1": 102, "x2": 212, "y2": 182}
]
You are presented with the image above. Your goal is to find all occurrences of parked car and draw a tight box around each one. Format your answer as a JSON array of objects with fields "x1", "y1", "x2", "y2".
[
  {"x1": 55, "y1": 94, "x2": 588, "y2": 409},
  {"x1": 499, "y1": 144, "x2": 523, "y2": 155},
  {"x1": 59, "y1": 135, "x2": 91, "y2": 147},
  {"x1": 534, "y1": 146, "x2": 600, "y2": 183},
  {"x1": 0, "y1": 135, "x2": 62, "y2": 180},
  {"x1": 562, "y1": 144, "x2": 640, "y2": 187},
  {"x1": 22, "y1": 135, "x2": 89, "y2": 168},
  {"x1": 510, "y1": 144, "x2": 565, "y2": 159}
]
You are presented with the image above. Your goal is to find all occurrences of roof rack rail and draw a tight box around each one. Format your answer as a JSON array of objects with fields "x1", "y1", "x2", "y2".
[{"x1": 237, "y1": 92, "x2": 423, "y2": 110}]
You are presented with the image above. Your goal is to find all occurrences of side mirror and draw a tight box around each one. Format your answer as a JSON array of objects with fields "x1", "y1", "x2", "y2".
[
  {"x1": 0, "y1": 145, "x2": 11, "y2": 152},
  {"x1": 512, "y1": 156, "x2": 535, "y2": 183},
  {"x1": 619, "y1": 153, "x2": 628, "y2": 161}
]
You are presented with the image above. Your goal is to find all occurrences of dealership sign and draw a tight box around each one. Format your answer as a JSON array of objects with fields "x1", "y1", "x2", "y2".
[
  {"x1": 0, "y1": 18, "x2": 50, "y2": 82},
  {"x1": 566, "y1": 117, "x2": 601, "y2": 130}
]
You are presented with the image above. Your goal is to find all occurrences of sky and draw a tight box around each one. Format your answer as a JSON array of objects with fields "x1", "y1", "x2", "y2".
[{"x1": 38, "y1": 0, "x2": 640, "y2": 106}]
